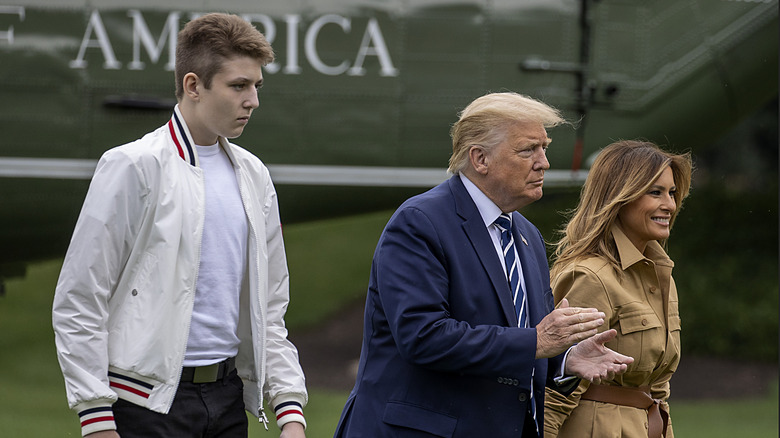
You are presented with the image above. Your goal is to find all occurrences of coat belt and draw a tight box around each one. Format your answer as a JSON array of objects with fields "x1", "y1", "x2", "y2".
[{"x1": 580, "y1": 384, "x2": 669, "y2": 438}]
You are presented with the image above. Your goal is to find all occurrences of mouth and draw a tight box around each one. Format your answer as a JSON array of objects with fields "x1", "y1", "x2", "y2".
[{"x1": 651, "y1": 216, "x2": 670, "y2": 226}]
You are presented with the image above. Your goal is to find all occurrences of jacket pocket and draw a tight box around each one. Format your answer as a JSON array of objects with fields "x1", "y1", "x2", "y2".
[
  {"x1": 616, "y1": 309, "x2": 663, "y2": 372},
  {"x1": 618, "y1": 312, "x2": 662, "y2": 334},
  {"x1": 383, "y1": 401, "x2": 458, "y2": 437}
]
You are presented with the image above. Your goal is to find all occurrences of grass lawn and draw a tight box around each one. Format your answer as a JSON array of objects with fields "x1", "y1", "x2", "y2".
[{"x1": 1, "y1": 212, "x2": 777, "y2": 437}]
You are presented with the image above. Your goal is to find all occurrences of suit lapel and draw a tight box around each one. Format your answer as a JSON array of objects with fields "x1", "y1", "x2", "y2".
[{"x1": 450, "y1": 177, "x2": 517, "y2": 326}]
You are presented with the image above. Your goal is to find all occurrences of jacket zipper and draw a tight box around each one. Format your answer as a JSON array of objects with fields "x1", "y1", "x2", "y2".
[
  {"x1": 167, "y1": 164, "x2": 205, "y2": 413},
  {"x1": 234, "y1": 158, "x2": 267, "y2": 422}
]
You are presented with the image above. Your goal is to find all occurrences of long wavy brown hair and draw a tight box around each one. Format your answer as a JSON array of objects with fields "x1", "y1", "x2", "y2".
[{"x1": 550, "y1": 140, "x2": 693, "y2": 279}]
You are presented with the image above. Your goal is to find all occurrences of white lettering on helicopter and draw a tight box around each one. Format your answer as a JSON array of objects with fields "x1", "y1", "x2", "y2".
[
  {"x1": 60, "y1": 9, "x2": 398, "y2": 76},
  {"x1": 0, "y1": 6, "x2": 24, "y2": 45}
]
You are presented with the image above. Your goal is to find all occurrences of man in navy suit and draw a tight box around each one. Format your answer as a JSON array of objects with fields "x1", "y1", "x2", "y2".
[{"x1": 334, "y1": 92, "x2": 633, "y2": 438}]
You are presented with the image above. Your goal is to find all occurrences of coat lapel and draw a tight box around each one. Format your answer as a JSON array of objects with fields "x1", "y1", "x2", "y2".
[{"x1": 449, "y1": 177, "x2": 517, "y2": 326}]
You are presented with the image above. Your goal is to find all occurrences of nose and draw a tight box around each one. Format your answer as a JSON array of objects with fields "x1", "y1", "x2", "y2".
[
  {"x1": 245, "y1": 89, "x2": 259, "y2": 109},
  {"x1": 662, "y1": 193, "x2": 676, "y2": 212},
  {"x1": 534, "y1": 149, "x2": 550, "y2": 171}
]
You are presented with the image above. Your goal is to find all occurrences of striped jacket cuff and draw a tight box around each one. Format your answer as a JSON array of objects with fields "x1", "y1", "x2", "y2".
[
  {"x1": 272, "y1": 395, "x2": 306, "y2": 430},
  {"x1": 77, "y1": 401, "x2": 116, "y2": 437}
]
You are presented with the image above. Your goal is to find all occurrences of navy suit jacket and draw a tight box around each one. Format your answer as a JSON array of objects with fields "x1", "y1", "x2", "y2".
[{"x1": 334, "y1": 176, "x2": 572, "y2": 438}]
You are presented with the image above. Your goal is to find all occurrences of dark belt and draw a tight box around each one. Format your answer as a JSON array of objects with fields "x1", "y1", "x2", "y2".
[
  {"x1": 180, "y1": 357, "x2": 236, "y2": 383},
  {"x1": 580, "y1": 384, "x2": 669, "y2": 438}
]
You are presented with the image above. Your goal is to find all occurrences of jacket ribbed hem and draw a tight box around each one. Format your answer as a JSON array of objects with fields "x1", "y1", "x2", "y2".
[
  {"x1": 272, "y1": 394, "x2": 307, "y2": 430},
  {"x1": 77, "y1": 400, "x2": 116, "y2": 437}
]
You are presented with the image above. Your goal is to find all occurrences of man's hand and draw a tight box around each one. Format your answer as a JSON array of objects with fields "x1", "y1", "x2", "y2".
[
  {"x1": 564, "y1": 329, "x2": 634, "y2": 383},
  {"x1": 280, "y1": 421, "x2": 306, "y2": 438},
  {"x1": 85, "y1": 431, "x2": 120, "y2": 438},
  {"x1": 536, "y1": 298, "x2": 605, "y2": 359}
]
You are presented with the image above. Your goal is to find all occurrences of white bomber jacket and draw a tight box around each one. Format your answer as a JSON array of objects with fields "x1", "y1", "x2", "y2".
[{"x1": 52, "y1": 106, "x2": 307, "y2": 436}]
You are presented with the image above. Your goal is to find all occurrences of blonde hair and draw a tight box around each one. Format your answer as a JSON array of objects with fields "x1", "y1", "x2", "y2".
[
  {"x1": 175, "y1": 13, "x2": 275, "y2": 100},
  {"x1": 448, "y1": 92, "x2": 566, "y2": 175},
  {"x1": 550, "y1": 140, "x2": 693, "y2": 278}
]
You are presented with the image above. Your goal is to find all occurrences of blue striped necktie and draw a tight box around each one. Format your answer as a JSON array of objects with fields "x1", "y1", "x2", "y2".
[
  {"x1": 494, "y1": 213, "x2": 538, "y2": 434},
  {"x1": 494, "y1": 213, "x2": 527, "y2": 328}
]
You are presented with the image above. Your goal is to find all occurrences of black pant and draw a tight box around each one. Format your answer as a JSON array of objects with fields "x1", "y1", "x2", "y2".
[{"x1": 113, "y1": 369, "x2": 248, "y2": 437}]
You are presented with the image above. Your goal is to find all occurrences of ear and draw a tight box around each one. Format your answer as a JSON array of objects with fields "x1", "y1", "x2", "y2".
[
  {"x1": 468, "y1": 145, "x2": 490, "y2": 175},
  {"x1": 182, "y1": 72, "x2": 200, "y2": 101}
]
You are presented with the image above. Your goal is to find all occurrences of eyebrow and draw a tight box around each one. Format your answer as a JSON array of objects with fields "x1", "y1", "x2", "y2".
[
  {"x1": 517, "y1": 137, "x2": 551, "y2": 148},
  {"x1": 230, "y1": 76, "x2": 263, "y2": 85}
]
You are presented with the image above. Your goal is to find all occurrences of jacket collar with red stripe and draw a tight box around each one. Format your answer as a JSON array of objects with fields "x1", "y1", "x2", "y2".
[{"x1": 167, "y1": 104, "x2": 200, "y2": 168}]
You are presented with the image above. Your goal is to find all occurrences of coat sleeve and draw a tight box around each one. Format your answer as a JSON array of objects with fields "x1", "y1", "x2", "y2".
[
  {"x1": 544, "y1": 265, "x2": 613, "y2": 435},
  {"x1": 51, "y1": 148, "x2": 149, "y2": 431},
  {"x1": 374, "y1": 206, "x2": 537, "y2": 379},
  {"x1": 260, "y1": 177, "x2": 308, "y2": 429}
]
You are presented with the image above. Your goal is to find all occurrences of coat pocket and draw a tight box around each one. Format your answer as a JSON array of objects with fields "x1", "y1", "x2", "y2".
[
  {"x1": 616, "y1": 310, "x2": 664, "y2": 372},
  {"x1": 618, "y1": 312, "x2": 662, "y2": 334},
  {"x1": 383, "y1": 401, "x2": 458, "y2": 437}
]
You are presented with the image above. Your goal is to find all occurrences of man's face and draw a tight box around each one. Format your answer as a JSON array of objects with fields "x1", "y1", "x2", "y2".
[
  {"x1": 188, "y1": 55, "x2": 264, "y2": 146},
  {"x1": 480, "y1": 121, "x2": 551, "y2": 212}
]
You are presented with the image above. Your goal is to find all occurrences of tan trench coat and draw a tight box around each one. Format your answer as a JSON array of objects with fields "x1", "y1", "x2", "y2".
[{"x1": 544, "y1": 225, "x2": 681, "y2": 438}]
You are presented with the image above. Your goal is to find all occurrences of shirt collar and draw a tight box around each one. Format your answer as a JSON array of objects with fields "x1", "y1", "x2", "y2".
[
  {"x1": 459, "y1": 174, "x2": 504, "y2": 228},
  {"x1": 611, "y1": 224, "x2": 674, "y2": 270}
]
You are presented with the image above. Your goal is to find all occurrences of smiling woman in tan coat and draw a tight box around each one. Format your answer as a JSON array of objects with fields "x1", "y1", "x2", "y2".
[{"x1": 544, "y1": 140, "x2": 692, "y2": 438}]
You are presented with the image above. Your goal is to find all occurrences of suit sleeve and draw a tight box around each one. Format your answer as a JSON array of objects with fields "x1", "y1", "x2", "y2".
[{"x1": 374, "y1": 206, "x2": 537, "y2": 380}]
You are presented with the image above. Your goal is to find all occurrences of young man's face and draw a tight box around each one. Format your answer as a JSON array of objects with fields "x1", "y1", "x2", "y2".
[{"x1": 188, "y1": 55, "x2": 264, "y2": 146}]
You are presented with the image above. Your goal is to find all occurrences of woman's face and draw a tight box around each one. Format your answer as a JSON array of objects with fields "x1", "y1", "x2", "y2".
[{"x1": 617, "y1": 166, "x2": 677, "y2": 253}]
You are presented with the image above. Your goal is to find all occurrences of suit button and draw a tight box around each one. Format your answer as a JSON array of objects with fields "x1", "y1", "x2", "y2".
[
  {"x1": 649, "y1": 286, "x2": 657, "y2": 294},
  {"x1": 518, "y1": 393, "x2": 527, "y2": 402},
  {"x1": 131, "y1": 289, "x2": 138, "y2": 296},
  {"x1": 641, "y1": 319, "x2": 648, "y2": 326}
]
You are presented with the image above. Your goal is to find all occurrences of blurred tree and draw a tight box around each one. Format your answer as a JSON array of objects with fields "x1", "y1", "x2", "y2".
[{"x1": 670, "y1": 97, "x2": 778, "y2": 361}]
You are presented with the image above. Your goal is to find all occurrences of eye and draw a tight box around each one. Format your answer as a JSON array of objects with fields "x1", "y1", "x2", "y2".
[{"x1": 232, "y1": 84, "x2": 245, "y2": 91}]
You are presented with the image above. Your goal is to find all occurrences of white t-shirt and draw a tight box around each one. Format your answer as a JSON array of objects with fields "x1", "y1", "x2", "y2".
[{"x1": 183, "y1": 144, "x2": 248, "y2": 366}]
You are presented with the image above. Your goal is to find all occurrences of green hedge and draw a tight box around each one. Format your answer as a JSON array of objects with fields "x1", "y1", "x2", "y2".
[{"x1": 668, "y1": 182, "x2": 778, "y2": 361}]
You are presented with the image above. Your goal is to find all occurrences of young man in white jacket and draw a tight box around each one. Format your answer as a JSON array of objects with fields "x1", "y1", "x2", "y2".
[{"x1": 52, "y1": 13, "x2": 307, "y2": 438}]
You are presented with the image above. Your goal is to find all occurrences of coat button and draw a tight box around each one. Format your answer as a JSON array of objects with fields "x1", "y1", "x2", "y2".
[
  {"x1": 131, "y1": 289, "x2": 138, "y2": 296},
  {"x1": 518, "y1": 393, "x2": 527, "y2": 402},
  {"x1": 649, "y1": 286, "x2": 657, "y2": 294},
  {"x1": 641, "y1": 318, "x2": 648, "y2": 326}
]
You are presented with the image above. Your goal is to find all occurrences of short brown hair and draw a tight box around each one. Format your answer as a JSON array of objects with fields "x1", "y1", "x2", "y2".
[{"x1": 175, "y1": 13, "x2": 275, "y2": 100}]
